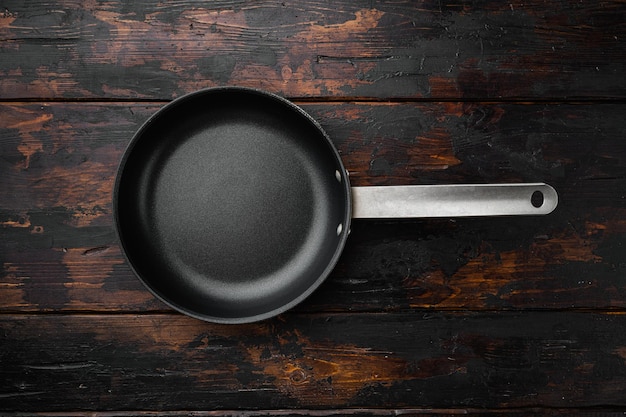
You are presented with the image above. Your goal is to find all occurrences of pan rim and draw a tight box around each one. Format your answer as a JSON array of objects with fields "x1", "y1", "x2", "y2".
[{"x1": 113, "y1": 86, "x2": 352, "y2": 323}]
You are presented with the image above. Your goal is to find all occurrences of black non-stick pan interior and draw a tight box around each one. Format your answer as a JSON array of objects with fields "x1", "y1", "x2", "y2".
[{"x1": 114, "y1": 88, "x2": 351, "y2": 323}]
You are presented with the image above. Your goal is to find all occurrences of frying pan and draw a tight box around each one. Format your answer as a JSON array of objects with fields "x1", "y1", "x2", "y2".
[{"x1": 114, "y1": 87, "x2": 558, "y2": 324}]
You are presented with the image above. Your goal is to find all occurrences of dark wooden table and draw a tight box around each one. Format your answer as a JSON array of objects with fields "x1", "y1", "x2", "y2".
[{"x1": 1, "y1": 1, "x2": 626, "y2": 415}]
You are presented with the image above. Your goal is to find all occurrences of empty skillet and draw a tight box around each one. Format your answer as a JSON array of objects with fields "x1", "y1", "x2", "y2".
[{"x1": 114, "y1": 87, "x2": 558, "y2": 323}]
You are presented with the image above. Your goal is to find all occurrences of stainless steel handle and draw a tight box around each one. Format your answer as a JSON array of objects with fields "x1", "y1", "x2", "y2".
[{"x1": 351, "y1": 183, "x2": 558, "y2": 219}]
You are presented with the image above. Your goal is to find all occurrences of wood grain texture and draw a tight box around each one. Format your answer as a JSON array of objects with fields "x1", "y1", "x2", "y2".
[
  {"x1": 8, "y1": 412, "x2": 626, "y2": 417},
  {"x1": 2, "y1": 312, "x2": 626, "y2": 411},
  {"x1": 2, "y1": 0, "x2": 626, "y2": 414},
  {"x1": 0, "y1": 0, "x2": 624, "y2": 100},
  {"x1": 1, "y1": 102, "x2": 625, "y2": 313}
]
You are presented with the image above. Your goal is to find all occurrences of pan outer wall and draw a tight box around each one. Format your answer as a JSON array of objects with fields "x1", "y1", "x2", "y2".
[{"x1": 114, "y1": 88, "x2": 351, "y2": 323}]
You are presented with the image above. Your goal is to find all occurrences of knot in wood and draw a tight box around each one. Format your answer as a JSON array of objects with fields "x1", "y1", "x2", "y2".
[{"x1": 289, "y1": 368, "x2": 307, "y2": 384}]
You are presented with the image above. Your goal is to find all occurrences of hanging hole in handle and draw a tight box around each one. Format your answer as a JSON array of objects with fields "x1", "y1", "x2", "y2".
[{"x1": 531, "y1": 190, "x2": 544, "y2": 208}]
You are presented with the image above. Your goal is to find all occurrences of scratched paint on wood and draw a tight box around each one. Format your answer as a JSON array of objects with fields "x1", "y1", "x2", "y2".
[
  {"x1": 0, "y1": 1, "x2": 624, "y2": 99},
  {"x1": 2, "y1": 313, "x2": 626, "y2": 410}
]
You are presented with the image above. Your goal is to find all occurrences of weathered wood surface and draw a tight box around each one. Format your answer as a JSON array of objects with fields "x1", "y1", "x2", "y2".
[
  {"x1": 7, "y1": 413, "x2": 626, "y2": 417},
  {"x1": 10, "y1": 412, "x2": 626, "y2": 417},
  {"x1": 1, "y1": 102, "x2": 625, "y2": 313},
  {"x1": 2, "y1": 312, "x2": 626, "y2": 411},
  {"x1": 0, "y1": 412, "x2": 528, "y2": 417},
  {"x1": 2, "y1": 0, "x2": 626, "y2": 415},
  {"x1": 0, "y1": 0, "x2": 625, "y2": 100}
]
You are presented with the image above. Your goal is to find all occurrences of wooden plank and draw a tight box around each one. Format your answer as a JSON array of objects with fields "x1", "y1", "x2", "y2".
[
  {"x1": 4, "y1": 409, "x2": 626, "y2": 417},
  {"x1": 2, "y1": 312, "x2": 626, "y2": 410},
  {"x1": 1, "y1": 101, "x2": 625, "y2": 313},
  {"x1": 0, "y1": 0, "x2": 625, "y2": 100}
]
